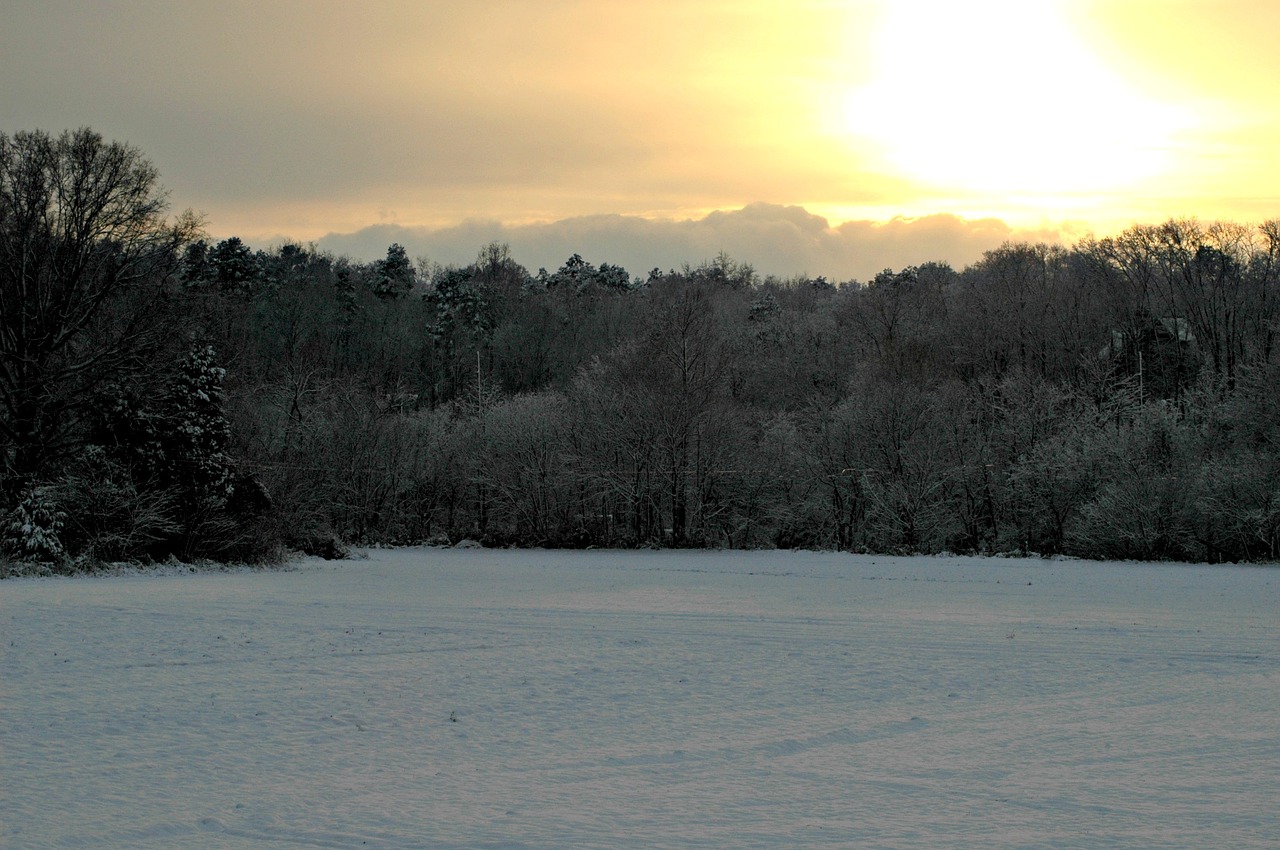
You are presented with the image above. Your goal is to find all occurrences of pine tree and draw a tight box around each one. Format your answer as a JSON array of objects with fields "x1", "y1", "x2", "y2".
[
  {"x1": 4, "y1": 487, "x2": 66, "y2": 564},
  {"x1": 373, "y1": 243, "x2": 415, "y2": 300},
  {"x1": 166, "y1": 344, "x2": 233, "y2": 508}
]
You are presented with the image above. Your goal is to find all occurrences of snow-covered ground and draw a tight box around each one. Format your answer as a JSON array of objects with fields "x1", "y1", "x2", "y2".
[{"x1": 3, "y1": 549, "x2": 1277, "y2": 849}]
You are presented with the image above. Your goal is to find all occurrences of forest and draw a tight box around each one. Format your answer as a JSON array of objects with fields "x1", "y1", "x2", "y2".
[{"x1": 3, "y1": 129, "x2": 1279, "y2": 571}]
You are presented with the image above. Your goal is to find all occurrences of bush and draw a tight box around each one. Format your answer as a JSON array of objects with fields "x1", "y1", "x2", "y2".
[{"x1": 4, "y1": 487, "x2": 68, "y2": 567}]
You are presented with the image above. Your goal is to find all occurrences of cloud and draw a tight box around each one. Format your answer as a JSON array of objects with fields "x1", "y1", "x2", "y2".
[
  {"x1": 314, "y1": 204, "x2": 1064, "y2": 283},
  {"x1": 4, "y1": 0, "x2": 1275, "y2": 246},
  {"x1": 5, "y1": 1, "x2": 922, "y2": 244}
]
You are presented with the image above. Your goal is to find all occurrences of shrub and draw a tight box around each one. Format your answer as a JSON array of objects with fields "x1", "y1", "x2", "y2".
[{"x1": 4, "y1": 487, "x2": 67, "y2": 566}]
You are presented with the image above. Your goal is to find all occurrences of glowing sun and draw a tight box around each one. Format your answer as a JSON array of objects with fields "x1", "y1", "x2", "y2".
[{"x1": 841, "y1": 0, "x2": 1189, "y2": 204}]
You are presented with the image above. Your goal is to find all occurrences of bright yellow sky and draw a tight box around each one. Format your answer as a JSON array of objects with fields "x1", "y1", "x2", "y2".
[
  {"x1": 811, "y1": 0, "x2": 1280, "y2": 234},
  {"x1": 4, "y1": 0, "x2": 1277, "y2": 272}
]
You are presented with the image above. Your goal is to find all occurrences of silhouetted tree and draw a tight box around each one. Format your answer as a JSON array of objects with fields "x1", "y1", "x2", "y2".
[
  {"x1": 0, "y1": 128, "x2": 198, "y2": 493},
  {"x1": 373, "y1": 243, "x2": 415, "y2": 300}
]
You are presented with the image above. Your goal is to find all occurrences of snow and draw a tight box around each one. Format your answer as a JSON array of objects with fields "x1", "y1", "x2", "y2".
[{"x1": 2, "y1": 549, "x2": 1277, "y2": 849}]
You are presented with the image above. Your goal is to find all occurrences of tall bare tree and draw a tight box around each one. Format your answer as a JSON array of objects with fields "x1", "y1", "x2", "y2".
[{"x1": 0, "y1": 128, "x2": 198, "y2": 489}]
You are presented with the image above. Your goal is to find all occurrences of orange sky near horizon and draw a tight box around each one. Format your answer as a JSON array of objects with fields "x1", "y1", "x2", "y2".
[{"x1": 3, "y1": 0, "x2": 1277, "y2": 263}]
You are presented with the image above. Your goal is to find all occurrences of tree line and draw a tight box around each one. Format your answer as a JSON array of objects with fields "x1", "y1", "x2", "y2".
[{"x1": 3, "y1": 128, "x2": 1278, "y2": 571}]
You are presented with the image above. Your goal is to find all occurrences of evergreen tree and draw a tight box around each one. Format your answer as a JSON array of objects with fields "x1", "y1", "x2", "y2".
[
  {"x1": 4, "y1": 487, "x2": 66, "y2": 565},
  {"x1": 206, "y1": 237, "x2": 260, "y2": 297},
  {"x1": 166, "y1": 344, "x2": 233, "y2": 509},
  {"x1": 374, "y1": 243, "x2": 415, "y2": 300}
]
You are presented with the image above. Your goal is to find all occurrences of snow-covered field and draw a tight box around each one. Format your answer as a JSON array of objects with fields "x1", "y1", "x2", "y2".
[{"x1": 3, "y1": 549, "x2": 1277, "y2": 849}]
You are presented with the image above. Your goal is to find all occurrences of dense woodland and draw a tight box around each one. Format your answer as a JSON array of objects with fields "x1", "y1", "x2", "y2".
[{"x1": 3, "y1": 129, "x2": 1279, "y2": 570}]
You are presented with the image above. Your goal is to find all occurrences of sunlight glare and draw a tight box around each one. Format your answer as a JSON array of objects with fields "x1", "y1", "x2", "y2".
[{"x1": 841, "y1": 0, "x2": 1190, "y2": 201}]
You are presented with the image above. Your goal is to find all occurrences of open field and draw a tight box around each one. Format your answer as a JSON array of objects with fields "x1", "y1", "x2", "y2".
[{"x1": 3, "y1": 549, "x2": 1277, "y2": 848}]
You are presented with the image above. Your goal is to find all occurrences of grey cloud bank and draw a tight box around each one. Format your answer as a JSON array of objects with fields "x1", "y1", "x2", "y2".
[{"x1": 315, "y1": 204, "x2": 1066, "y2": 282}]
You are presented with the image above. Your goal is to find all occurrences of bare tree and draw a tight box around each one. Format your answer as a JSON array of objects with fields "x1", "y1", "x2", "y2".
[{"x1": 0, "y1": 128, "x2": 198, "y2": 489}]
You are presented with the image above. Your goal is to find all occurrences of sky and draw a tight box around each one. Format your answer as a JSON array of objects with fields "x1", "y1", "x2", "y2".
[{"x1": 4, "y1": 0, "x2": 1277, "y2": 281}]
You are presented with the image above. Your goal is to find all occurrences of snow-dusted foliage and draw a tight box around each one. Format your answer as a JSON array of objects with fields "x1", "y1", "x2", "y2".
[
  {"x1": 166, "y1": 344, "x2": 234, "y2": 508},
  {"x1": 55, "y1": 446, "x2": 179, "y2": 563},
  {"x1": 65, "y1": 344, "x2": 246, "y2": 563},
  {"x1": 4, "y1": 486, "x2": 66, "y2": 564},
  {"x1": 8, "y1": 133, "x2": 1280, "y2": 567},
  {"x1": 373, "y1": 242, "x2": 415, "y2": 300}
]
